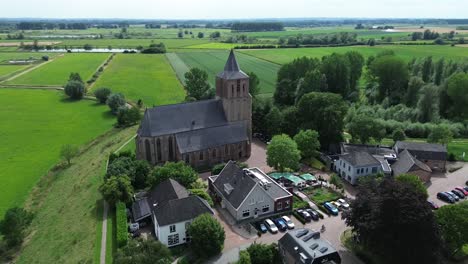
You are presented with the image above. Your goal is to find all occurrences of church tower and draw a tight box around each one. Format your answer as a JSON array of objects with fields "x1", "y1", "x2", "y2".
[{"x1": 216, "y1": 50, "x2": 252, "y2": 141}]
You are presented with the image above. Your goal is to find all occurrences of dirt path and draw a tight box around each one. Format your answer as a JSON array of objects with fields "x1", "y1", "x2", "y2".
[
  {"x1": 0, "y1": 57, "x2": 57, "y2": 83},
  {"x1": 100, "y1": 201, "x2": 109, "y2": 264}
]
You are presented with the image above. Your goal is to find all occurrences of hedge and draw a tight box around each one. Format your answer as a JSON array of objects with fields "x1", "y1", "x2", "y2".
[{"x1": 116, "y1": 201, "x2": 128, "y2": 248}]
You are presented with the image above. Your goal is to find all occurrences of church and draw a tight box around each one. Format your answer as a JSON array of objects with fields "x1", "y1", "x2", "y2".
[{"x1": 136, "y1": 50, "x2": 252, "y2": 169}]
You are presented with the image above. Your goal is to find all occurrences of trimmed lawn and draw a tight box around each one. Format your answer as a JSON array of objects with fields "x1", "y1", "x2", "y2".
[
  {"x1": 18, "y1": 126, "x2": 137, "y2": 264},
  {"x1": 303, "y1": 187, "x2": 341, "y2": 205},
  {"x1": 174, "y1": 51, "x2": 280, "y2": 96},
  {"x1": 92, "y1": 54, "x2": 186, "y2": 106},
  {"x1": 0, "y1": 89, "x2": 115, "y2": 218},
  {"x1": 6, "y1": 53, "x2": 109, "y2": 86}
]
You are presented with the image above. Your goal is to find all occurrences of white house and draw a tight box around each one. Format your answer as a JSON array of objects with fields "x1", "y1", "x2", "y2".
[{"x1": 335, "y1": 151, "x2": 383, "y2": 185}]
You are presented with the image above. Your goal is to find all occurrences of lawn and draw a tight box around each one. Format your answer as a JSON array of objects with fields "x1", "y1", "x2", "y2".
[
  {"x1": 0, "y1": 89, "x2": 115, "y2": 219},
  {"x1": 6, "y1": 53, "x2": 109, "y2": 86},
  {"x1": 18, "y1": 126, "x2": 137, "y2": 264},
  {"x1": 0, "y1": 65, "x2": 29, "y2": 78},
  {"x1": 303, "y1": 187, "x2": 342, "y2": 205},
  {"x1": 173, "y1": 51, "x2": 280, "y2": 96},
  {"x1": 240, "y1": 45, "x2": 468, "y2": 65},
  {"x1": 92, "y1": 53, "x2": 186, "y2": 106}
]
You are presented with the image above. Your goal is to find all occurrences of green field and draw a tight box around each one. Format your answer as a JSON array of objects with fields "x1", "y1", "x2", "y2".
[
  {"x1": 0, "y1": 89, "x2": 115, "y2": 218},
  {"x1": 381, "y1": 138, "x2": 468, "y2": 161},
  {"x1": 92, "y1": 54, "x2": 186, "y2": 105},
  {"x1": 0, "y1": 52, "x2": 54, "y2": 62},
  {"x1": 6, "y1": 53, "x2": 109, "y2": 86},
  {"x1": 240, "y1": 45, "x2": 468, "y2": 65},
  {"x1": 52, "y1": 38, "x2": 211, "y2": 50},
  {"x1": 0, "y1": 65, "x2": 28, "y2": 78},
  {"x1": 173, "y1": 51, "x2": 280, "y2": 95}
]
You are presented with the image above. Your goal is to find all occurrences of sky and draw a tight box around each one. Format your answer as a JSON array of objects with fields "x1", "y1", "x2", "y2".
[{"x1": 1, "y1": 0, "x2": 467, "y2": 19}]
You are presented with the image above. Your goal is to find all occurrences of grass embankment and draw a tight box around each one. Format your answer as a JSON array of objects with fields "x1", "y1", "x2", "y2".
[
  {"x1": 6, "y1": 53, "x2": 109, "y2": 86},
  {"x1": 174, "y1": 51, "x2": 280, "y2": 96},
  {"x1": 18, "y1": 126, "x2": 138, "y2": 264},
  {"x1": 0, "y1": 89, "x2": 115, "y2": 219},
  {"x1": 92, "y1": 54, "x2": 186, "y2": 106}
]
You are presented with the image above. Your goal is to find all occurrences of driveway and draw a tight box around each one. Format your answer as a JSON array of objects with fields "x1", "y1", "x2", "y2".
[
  {"x1": 243, "y1": 138, "x2": 272, "y2": 173},
  {"x1": 427, "y1": 163, "x2": 468, "y2": 206}
]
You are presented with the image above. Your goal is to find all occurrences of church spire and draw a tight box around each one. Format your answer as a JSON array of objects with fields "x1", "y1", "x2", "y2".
[{"x1": 224, "y1": 49, "x2": 240, "y2": 72}]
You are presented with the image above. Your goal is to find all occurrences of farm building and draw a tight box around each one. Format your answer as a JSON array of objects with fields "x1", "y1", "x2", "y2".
[{"x1": 394, "y1": 141, "x2": 447, "y2": 172}]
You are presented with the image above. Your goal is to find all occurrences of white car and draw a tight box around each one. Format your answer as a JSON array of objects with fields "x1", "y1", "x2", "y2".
[
  {"x1": 264, "y1": 219, "x2": 278, "y2": 233},
  {"x1": 281, "y1": 216, "x2": 295, "y2": 229},
  {"x1": 331, "y1": 201, "x2": 341, "y2": 210},
  {"x1": 337, "y1": 198, "x2": 350, "y2": 209}
]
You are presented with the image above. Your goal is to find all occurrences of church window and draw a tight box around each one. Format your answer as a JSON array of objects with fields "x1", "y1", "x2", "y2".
[
  {"x1": 199, "y1": 151, "x2": 204, "y2": 161},
  {"x1": 231, "y1": 85, "x2": 234, "y2": 96},
  {"x1": 185, "y1": 154, "x2": 190, "y2": 163},
  {"x1": 156, "y1": 138, "x2": 162, "y2": 161},
  {"x1": 225, "y1": 145, "x2": 229, "y2": 155},
  {"x1": 236, "y1": 80, "x2": 241, "y2": 95},
  {"x1": 213, "y1": 149, "x2": 216, "y2": 158},
  {"x1": 243, "y1": 84, "x2": 245, "y2": 93},
  {"x1": 168, "y1": 137, "x2": 174, "y2": 160},
  {"x1": 145, "y1": 139, "x2": 151, "y2": 162}
]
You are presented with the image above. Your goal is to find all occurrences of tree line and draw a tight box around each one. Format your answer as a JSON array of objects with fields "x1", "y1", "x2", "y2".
[{"x1": 231, "y1": 22, "x2": 284, "y2": 32}]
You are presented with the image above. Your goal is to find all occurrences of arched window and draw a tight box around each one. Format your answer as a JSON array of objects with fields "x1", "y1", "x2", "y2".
[
  {"x1": 199, "y1": 151, "x2": 204, "y2": 161},
  {"x1": 231, "y1": 85, "x2": 234, "y2": 96},
  {"x1": 236, "y1": 80, "x2": 240, "y2": 94},
  {"x1": 213, "y1": 149, "x2": 217, "y2": 158},
  {"x1": 168, "y1": 137, "x2": 174, "y2": 160},
  {"x1": 185, "y1": 154, "x2": 190, "y2": 163},
  {"x1": 243, "y1": 84, "x2": 245, "y2": 93},
  {"x1": 145, "y1": 139, "x2": 151, "y2": 162},
  {"x1": 156, "y1": 138, "x2": 162, "y2": 161},
  {"x1": 225, "y1": 145, "x2": 229, "y2": 155}
]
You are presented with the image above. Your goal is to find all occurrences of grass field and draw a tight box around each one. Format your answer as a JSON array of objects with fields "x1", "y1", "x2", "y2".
[
  {"x1": 92, "y1": 53, "x2": 186, "y2": 105},
  {"x1": 0, "y1": 52, "x2": 55, "y2": 62},
  {"x1": 18, "y1": 126, "x2": 137, "y2": 264},
  {"x1": 52, "y1": 38, "x2": 211, "y2": 50},
  {"x1": 173, "y1": 51, "x2": 280, "y2": 96},
  {"x1": 240, "y1": 45, "x2": 468, "y2": 65},
  {"x1": 0, "y1": 65, "x2": 28, "y2": 77},
  {"x1": 381, "y1": 138, "x2": 468, "y2": 161},
  {"x1": 0, "y1": 89, "x2": 115, "y2": 219},
  {"x1": 6, "y1": 53, "x2": 109, "y2": 86}
]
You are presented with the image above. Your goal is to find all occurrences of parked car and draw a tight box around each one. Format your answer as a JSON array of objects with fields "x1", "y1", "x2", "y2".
[
  {"x1": 296, "y1": 209, "x2": 312, "y2": 222},
  {"x1": 452, "y1": 189, "x2": 465, "y2": 199},
  {"x1": 427, "y1": 201, "x2": 439, "y2": 210},
  {"x1": 337, "y1": 198, "x2": 350, "y2": 210},
  {"x1": 331, "y1": 201, "x2": 341, "y2": 211},
  {"x1": 464, "y1": 186, "x2": 468, "y2": 192},
  {"x1": 455, "y1": 187, "x2": 468, "y2": 196},
  {"x1": 281, "y1": 216, "x2": 295, "y2": 229},
  {"x1": 323, "y1": 202, "x2": 339, "y2": 216},
  {"x1": 446, "y1": 191, "x2": 460, "y2": 201},
  {"x1": 304, "y1": 209, "x2": 320, "y2": 221},
  {"x1": 264, "y1": 219, "x2": 278, "y2": 234},
  {"x1": 258, "y1": 223, "x2": 267, "y2": 233},
  {"x1": 128, "y1": 223, "x2": 139, "y2": 233},
  {"x1": 274, "y1": 218, "x2": 288, "y2": 232},
  {"x1": 437, "y1": 192, "x2": 455, "y2": 203}
]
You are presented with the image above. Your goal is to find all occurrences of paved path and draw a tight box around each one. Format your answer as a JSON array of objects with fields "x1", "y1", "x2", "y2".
[{"x1": 100, "y1": 201, "x2": 109, "y2": 264}]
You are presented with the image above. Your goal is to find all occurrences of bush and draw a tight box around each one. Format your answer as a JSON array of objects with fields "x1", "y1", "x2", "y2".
[
  {"x1": 116, "y1": 202, "x2": 128, "y2": 248},
  {"x1": 64, "y1": 80, "x2": 85, "y2": 100},
  {"x1": 107, "y1": 93, "x2": 126, "y2": 114},
  {"x1": 211, "y1": 163, "x2": 226, "y2": 175},
  {"x1": 94, "y1": 87, "x2": 112, "y2": 104},
  {"x1": 0, "y1": 207, "x2": 34, "y2": 248},
  {"x1": 41, "y1": 55, "x2": 49, "y2": 61},
  {"x1": 448, "y1": 152, "x2": 456, "y2": 162},
  {"x1": 189, "y1": 189, "x2": 214, "y2": 206},
  {"x1": 188, "y1": 214, "x2": 225, "y2": 259},
  {"x1": 117, "y1": 107, "x2": 141, "y2": 127}
]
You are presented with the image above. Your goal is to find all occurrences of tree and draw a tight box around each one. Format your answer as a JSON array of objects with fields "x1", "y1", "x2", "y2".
[
  {"x1": 433, "y1": 58, "x2": 444, "y2": 85},
  {"x1": 405, "y1": 76, "x2": 424, "y2": 107},
  {"x1": 273, "y1": 79, "x2": 296, "y2": 106},
  {"x1": 237, "y1": 250, "x2": 252, "y2": 264},
  {"x1": 293, "y1": 129, "x2": 320, "y2": 160},
  {"x1": 345, "y1": 51, "x2": 365, "y2": 98},
  {"x1": 0, "y1": 207, "x2": 33, "y2": 247},
  {"x1": 343, "y1": 178, "x2": 442, "y2": 264},
  {"x1": 247, "y1": 71, "x2": 260, "y2": 96},
  {"x1": 329, "y1": 173, "x2": 344, "y2": 190},
  {"x1": 117, "y1": 107, "x2": 141, "y2": 127},
  {"x1": 114, "y1": 238, "x2": 172, "y2": 264},
  {"x1": 421, "y1": 56, "x2": 433, "y2": 83},
  {"x1": 321, "y1": 53, "x2": 351, "y2": 98},
  {"x1": 60, "y1": 144, "x2": 79, "y2": 165},
  {"x1": 280, "y1": 106, "x2": 299, "y2": 137},
  {"x1": 347, "y1": 115, "x2": 385, "y2": 144},
  {"x1": 428, "y1": 125, "x2": 453, "y2": 145},
  {"x1": 148, "y1": 161, "x2": 198, "y2": 188},
  {"x1": 197, "y1": 32, "x2": 204, "y2": 38},
  {"x1": 295, "y1": 69, "x2": 323, "y2": 103},
  {"x1": 417, "y1": 84, "x2": 440, "y2": 123},
  {"x1": 188, "y1": 214, "x2": 225, "y2": 259},
  {"x1": 246, "y1": 243, "x2": 273, "y2": 264},
  {"x1": 395, "y1": 174, "x2": 428, "y2": 199},
  {"x1": 267, "y1": 134, "x2": 301, "y2": 171},
  {"x1": 435, "y1": 201, "x2": 468, "y2": 258},
  {"x1": 184, "y1": 68, "x2": 211, "y2": 100},
  {"x1": 133, "y1": 160, "x2": 151, "y2": 189},
  {"x1": 94, "y1": 87, "x2": 112, "y2": 104},
  {"x1": 64, "y1": 80, "x2": 85, "y2": 100},
  {"x1": 68, "y1": 72, "x2": 83, "y2": 83},
  {"x1": 107, "y1": 93, "x2": 126, "y2": 114},
  {"x1": 392, "y1": 128, "x2": 406, "y2": 142},
  {"x1": 297, "y1": 92, "x2": 347, "y2": 149},
  {"x1": 447, "y1": 72, "x2": 468, "y2": 119},
  {"x1": 99, "y1": 175, "x2": 134, "y2": 205},
  {"x1": 265, "y1": 106, "x2": 283, "y2": 136}
]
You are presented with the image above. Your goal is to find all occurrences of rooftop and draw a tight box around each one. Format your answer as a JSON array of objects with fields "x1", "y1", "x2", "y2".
[
  {"x1": 341, "y1": 143, "x2": 396, "y2": 156},
  {"x1": 392, "y1": 149, "x2": 432, "y2": 176},
  {"x1": 216, "y1": 50, "x2": 249, "y2": 80},
  {"x1": 394, "y1": 141, "x2": 447, "y2": 161},
  {"x1": 340, "y1": 151, "x2": 381, "y2": 167}
]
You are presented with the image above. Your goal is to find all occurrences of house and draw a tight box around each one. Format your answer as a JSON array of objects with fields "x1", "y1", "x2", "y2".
[
  {"x1": 392, "y1": 149, "x2": 432, "y2": 182},
  {"x1": 394, "y1": 141, "x2": 447, "y2": 171},
  {"x1": 278, "y1": 228, "x2": 341, "y2": 264},
  {"x1": 135, "y1": 50, "x2": 252, "y2": 169},
  {"x1": 335, "y1": 151, "x2": 383, "y2": 185},
  {"x1": 131, "y1": 179, "x2": 213, "y2": 247},
  {"x1": 208, "y1": 161, "x2": 293, "y2": 223}
]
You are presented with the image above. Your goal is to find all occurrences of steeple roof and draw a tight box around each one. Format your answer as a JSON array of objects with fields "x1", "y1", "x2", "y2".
[{"x1": 217, "y1": 50, "x2": 249, "y2": 80}]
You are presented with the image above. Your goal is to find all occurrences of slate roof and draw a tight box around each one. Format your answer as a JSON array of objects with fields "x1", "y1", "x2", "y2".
[
  {"x1": 217, "y1": 50, "x2": 249, "y2": 80},
  {"x1": 340, "y1": 151, "x2": 381, "y2": 167},
  {"x1": 395, "y1": 141, "x2": 447, "y2": 161},
  {"x1": 175, "y1": 122, "x2": 248, "y2": 154},
  {"x1": 392, "y1": 149, "x2": 432, "y2": 176},
  {"x1": 138, "y1": 99, "x2": 228, "y2": 137},
  {"x1": 147, "y1": 179, "x2": 189, "y2": 207},
  {"x1": 341, "y1": 143, "x2": 396, "y2": 156},
  {"x1": 154, "y1": 196, "x2": 213, "y2": 226},
  {"x1": 132, "y1": 197, "x2": 152, "y2": 222},
  {"x1": 279, "y1": 228, "x2": 341, "y2": 264}
]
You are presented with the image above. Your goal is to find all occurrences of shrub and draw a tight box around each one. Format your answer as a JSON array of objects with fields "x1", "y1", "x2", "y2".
[
  {"x1": 94, "y1": 87, "x2": 112, "y2": 104},
  {"x1": 189, "y1": 189, "x2": 214, "y2": 206},
  {"x1": 211, "y1": 163, "x2": 226, "y2": 175},
  {"x1": 107, "y1": 93, "x2": 126, "y2": 114},
  {"x1": 188, "y1": 214, "x2": 225, "y2": 259},
  {"x1": 448, "y1": 153, "x2": 456, "y2": 162},
  {"x1": 116, "y1": 107, "x2": 141, "y2": 127},
  {"x1": 0, "y1": 207, "x2": 34, "y2": 248},
  {"x1": 64, "y1": 80, "x2": 85, "y2": 100},
  {"x1": 116, "y1": 202, "x2": 128, "y2": 248}
]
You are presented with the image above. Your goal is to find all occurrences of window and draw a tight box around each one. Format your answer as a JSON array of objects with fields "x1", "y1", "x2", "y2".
[
  {"x1": 199, "y1": 151, "x2": 204, "y2": 161},
  {"x1": 145, "y1": 139, "x2": 151, "y2": 162},
  {"x1": 231, "y1": 85, "x2": 234, "y2": 95},
  {"x1": 243, "y1": 84, "x2": 245, "y2": 93},
  {"x1": 277, "y1": 201, "x2": 283, "y2": 210},
  {"x1": 262, "y1": 205, "x2": 270, "y2": 213},
  {"x1": 285, "y1": 200, "x2": 290, "y2": 209},
  {"x1": 185, "y1": 222, "x2": 190, "y2": 230},
  {"x1": 168, "y1": 137, "x2": 174, "y2": 160},
  {"x1": 225, "y1": 145, "x2": 229, "y2": 155},
  {"x1": 170, "y1": 225, "x2": 176, "y2": 233},
  {"x1": 372, "y1": 167, "x2": 377, "y2": 173},
  {"x1": 249, "y1": 198, "x2": 255, "y2": 205},
  {"x1": 237, "y1": 80, "x2": 241, "y2": 94},
  {"x1": 212, "y1": 149, "x2": 216, "y2": 158},
  {"x1": 366, "y1": 168, "x2": 369, "y2": 173},
  {"x1": 156, "y1": 138, "x2": 162, "y2": 161},
  {"x1": 348, "y1": 166, "x2": 350, "y2": 172},
  {"x1": 242, "y1": 210, "x2": 250, "y2": 218},
  {"x1": 185, "y1": 154, "x2": 189, "y2": 163},
  {"x1": 168, "y1": 234, "x2": 179, "y2": 246}
]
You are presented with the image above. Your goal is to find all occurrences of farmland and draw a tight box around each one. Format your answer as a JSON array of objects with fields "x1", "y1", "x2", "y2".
[
  {"x1": 92, "y1": 54, "x2": 186, "y2": 105},
  {"x1": 0, "y1": 89, "x2": 115, "y2": 219},
  {"x1": 173, "y1": 51, "x2": 280, "y2": 96},
  {"x1": 6, "y1": 53, "x2": 109, "y2": 86},
  {"x1": 240, "y1": 45, "x2": 468, "y2": 65},
  {"x1": 0, "y1": 65, "x2": 28, "y2": 78}
]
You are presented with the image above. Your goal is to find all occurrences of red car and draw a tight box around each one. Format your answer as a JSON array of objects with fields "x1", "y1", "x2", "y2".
[
  {"x1": 455, "y1": 187, "x2": 468, "y2": 196},
  {"x1": 427, "y1": 201, "x2": 439, "y2": 210}
]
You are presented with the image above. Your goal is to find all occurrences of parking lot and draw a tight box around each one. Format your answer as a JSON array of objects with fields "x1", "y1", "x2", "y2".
[{"x1": 427, "y1": 163, "x2": 468, "y2": 206}]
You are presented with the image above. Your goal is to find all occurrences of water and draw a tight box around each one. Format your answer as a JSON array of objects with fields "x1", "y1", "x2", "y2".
[{"x1": 37, "y1": 48, "x2": 138, "y2": 53}]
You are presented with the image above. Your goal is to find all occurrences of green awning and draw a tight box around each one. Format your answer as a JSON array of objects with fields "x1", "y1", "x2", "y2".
[
  {"x1": 268, "y1": 172, "x2": 294, "y2": 180},
  {"x1": 300, "y1": 173, "x2": 317, "y2": 181},
  {"x1": 282, "y1": 174, "x2": 305, "y2": 185}
]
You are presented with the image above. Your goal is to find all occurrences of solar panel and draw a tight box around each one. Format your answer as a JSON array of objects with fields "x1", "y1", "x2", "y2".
[
  {"x1": 302, "y1": 233, "x2": 314, "y2": 242},
  {"x1": 319, "y1": 247, "x2": 328, "y2": 253},
  {"x1": 309, "y1": 243, "x2": 319, "y2": 250},
  {"x1": 295, "y1": 229, "x2": 309, "y2": 238}
]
